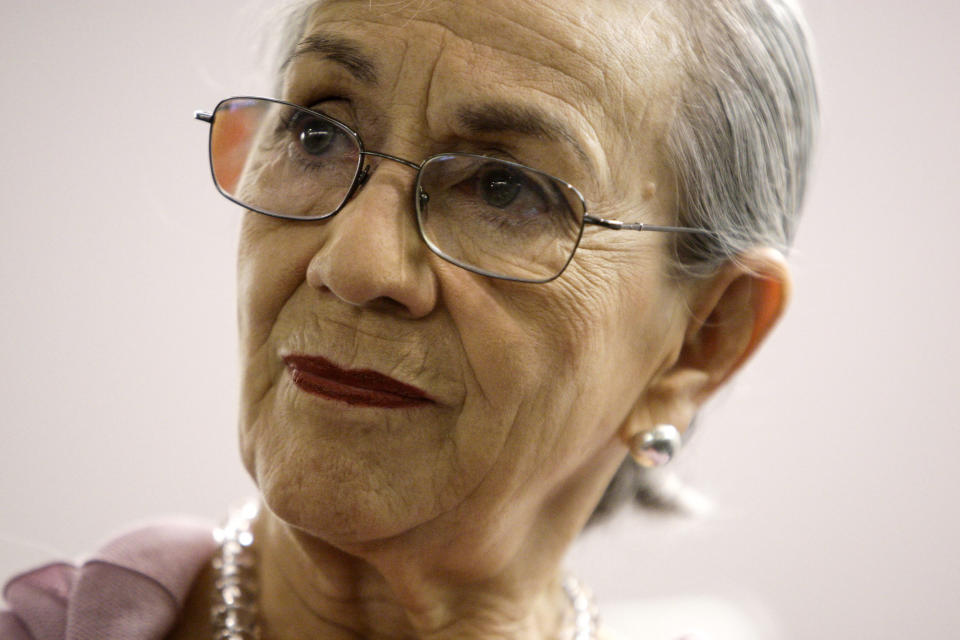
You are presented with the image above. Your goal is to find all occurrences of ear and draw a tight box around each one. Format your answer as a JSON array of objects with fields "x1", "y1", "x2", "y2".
[
  {"x1": 621, "y1": 248, "x2": 792, "y2": 444},
  {"x1": 680, "y1": 247, "x2": 792, "y2": 399}
]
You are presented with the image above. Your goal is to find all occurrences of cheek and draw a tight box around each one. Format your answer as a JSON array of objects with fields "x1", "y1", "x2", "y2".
[
  {"x1": 521, "y1": 252, "x2": 680, "y2": 428},
  {"x1": 439, "y1": 259, "x2": 655, "y2": 459},
  {"x1": 237, "y1": 216, "x2": 322, "y2": 466},
  {"x1": 237, "y1": 215, "x2": 318, "y2": 353},
  {"x1": 431, "y1": 263, "x2": 674, "y2": 526},
  {"x1": 440, "y1": 277, "x2": 568, "y2": 411}
]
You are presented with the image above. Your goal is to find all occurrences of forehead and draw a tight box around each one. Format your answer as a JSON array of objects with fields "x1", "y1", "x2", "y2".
[
  {"x1": 316, "y1": 2, "x2": 599, "y2": 75},
  {"x1": 296, "y1": 0, "x2": 671, "y2": 101},
  {"x1": 286, "y1": 0, "x2": 677, "y2": 195}
]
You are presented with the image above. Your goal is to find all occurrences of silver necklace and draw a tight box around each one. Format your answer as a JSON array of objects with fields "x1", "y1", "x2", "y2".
[{"x1": 212, "y1": 501, "x2": 599, "y2": 640}]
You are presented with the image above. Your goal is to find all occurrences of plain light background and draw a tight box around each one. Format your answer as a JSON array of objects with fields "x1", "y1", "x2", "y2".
[{"x1": 1, "y1": 1, "x2": 958, "y2": 638}]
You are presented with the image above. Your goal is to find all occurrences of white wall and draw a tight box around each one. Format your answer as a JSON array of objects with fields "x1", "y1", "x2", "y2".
[{"x1": 2, "y1": 1, "x2": 958, "y2": 638}]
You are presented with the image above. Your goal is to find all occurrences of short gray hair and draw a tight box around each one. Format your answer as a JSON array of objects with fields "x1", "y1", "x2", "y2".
[
  {"x1": 661, "y1": 0, "x2": 819, "y2": 278},
  {"x1": 268, "y1": 0, "x2": 322, "y2": 95}
]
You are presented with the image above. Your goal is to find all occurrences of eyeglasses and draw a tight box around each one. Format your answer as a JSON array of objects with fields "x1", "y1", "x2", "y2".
[{"x1": 195, "y1": 96, "x2": 712, "y2": 283}]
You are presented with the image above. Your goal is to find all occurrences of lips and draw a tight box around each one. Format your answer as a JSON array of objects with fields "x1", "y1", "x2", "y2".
[{"x1": 283, "y1": 355, "x2": 434, "y2": 408}]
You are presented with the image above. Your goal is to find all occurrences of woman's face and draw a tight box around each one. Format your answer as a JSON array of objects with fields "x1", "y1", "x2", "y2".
[{"x1": 237, "y1": 0, "x2": 688, "y2": 551}]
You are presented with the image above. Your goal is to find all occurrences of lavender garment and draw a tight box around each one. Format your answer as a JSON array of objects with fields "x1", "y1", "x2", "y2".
[{"x1": 1, "y1": 520, "x2": 216, "y2": 640}]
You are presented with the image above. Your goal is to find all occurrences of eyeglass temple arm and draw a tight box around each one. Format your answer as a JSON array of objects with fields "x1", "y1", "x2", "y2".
[
  {"x1": 194, "y1": 110, "x2": 214, "y2": 123},
  {"x1": 583, "y1": 214, "x2": 714, "y2": 236}
]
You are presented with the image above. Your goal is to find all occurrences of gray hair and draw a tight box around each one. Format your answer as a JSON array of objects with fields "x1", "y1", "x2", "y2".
[
  {"x1": 264, "y1": 0, "x2": 819, "y2": 519},
  {"x1": 661, "y1": 0, "x2": 819, "y2": 278},
  {"x1": 267, "y1": 0, "x2": 324, "y2": 95}
]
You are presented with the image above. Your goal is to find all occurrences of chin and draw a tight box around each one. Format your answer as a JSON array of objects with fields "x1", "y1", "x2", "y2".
[{"x1": 241, "y1": 414, "x2": 469, "y2": 546}]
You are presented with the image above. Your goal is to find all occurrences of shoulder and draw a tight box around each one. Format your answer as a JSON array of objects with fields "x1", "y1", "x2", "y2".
[
  {"x1": 1, "y1": 518, "x2": 216, "y2": 640},
  {"x1": 600, "y1": 596, "x2": 777, "y2": 640}
]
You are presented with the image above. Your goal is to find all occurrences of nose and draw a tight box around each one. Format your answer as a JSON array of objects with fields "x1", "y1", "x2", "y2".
[{"x1": 305, "y1": 163, "x2": 438, "y2": 318}]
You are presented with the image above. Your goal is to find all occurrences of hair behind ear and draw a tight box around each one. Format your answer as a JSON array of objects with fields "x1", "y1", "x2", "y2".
[{"x1": 588, "y1": 458, "x2": 685, "y2": 524}]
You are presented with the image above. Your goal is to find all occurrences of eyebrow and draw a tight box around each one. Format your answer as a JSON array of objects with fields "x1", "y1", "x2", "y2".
[
  {"x1": 456, "y1": 103, "x2": 595, "y2": 177},
  {"x1": 283, "y1": 32, "x2": 595, "y2": 178},
  {"x1": 282, "y1": 32, "x2": 378, "y2": 84}
]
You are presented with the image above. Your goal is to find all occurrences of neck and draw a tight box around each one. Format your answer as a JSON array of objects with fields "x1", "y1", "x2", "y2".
[{"x1": 249, "y1": 506, "x2": 584, "y2": 640}]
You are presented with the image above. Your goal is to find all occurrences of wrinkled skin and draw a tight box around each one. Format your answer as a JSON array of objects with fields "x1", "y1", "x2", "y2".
[
  {"x1": 175, "y1": 1, "x2": 789, "y2": 638},
  {"x1": 241, "y1": 0, "x2": 683, "y2": 550}
]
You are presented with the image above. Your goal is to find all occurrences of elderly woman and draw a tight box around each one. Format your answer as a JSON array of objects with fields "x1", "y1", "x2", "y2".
[{"x1": 1, "y1": 0, "x2": 816, "y2": 638}]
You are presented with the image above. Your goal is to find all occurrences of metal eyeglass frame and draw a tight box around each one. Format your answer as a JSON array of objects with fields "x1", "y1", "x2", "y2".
[{"x1": 195, "y1": 96, "x2": 715, "y2": 284}]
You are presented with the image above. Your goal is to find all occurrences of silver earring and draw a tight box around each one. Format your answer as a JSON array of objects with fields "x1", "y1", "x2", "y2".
[{"x1": 630, "y1": 424, "x2": 682, "y2": 468}]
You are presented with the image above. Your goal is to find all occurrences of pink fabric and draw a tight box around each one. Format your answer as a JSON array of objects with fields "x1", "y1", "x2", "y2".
[{"x1": 1, "y1": 520, "x2": 216, "y2": 640}]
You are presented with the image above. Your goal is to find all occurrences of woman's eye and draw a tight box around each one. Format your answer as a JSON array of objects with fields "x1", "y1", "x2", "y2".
[
  {"x1": 478, "y1": 167, "x2": 525, "y2": 208},
  {"x1": 297, "y1": 118, "x2": 337, "y2": 156}
]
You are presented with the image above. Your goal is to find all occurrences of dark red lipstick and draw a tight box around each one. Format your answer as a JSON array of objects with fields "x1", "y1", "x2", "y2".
[{"x1": 283, "y1": 355, "x2": 434, "y2": 408}]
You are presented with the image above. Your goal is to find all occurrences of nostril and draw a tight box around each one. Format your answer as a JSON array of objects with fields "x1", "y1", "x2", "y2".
[{"x1": 367, "y1": 295, "x2": 412, "y2": 316}]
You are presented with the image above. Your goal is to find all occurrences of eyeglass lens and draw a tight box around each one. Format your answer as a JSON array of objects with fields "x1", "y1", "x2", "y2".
[{"x1": 208, "y1": 97, "x2": 586, "y2": 282}]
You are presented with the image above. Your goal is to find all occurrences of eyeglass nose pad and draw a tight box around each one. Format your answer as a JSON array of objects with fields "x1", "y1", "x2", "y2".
[
  {"x1": 418, "y1": 188, "x2": 429, "y2": 207},
  {"x1": 356, "y1": 164, "x2": 371, "y2": 187}
]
